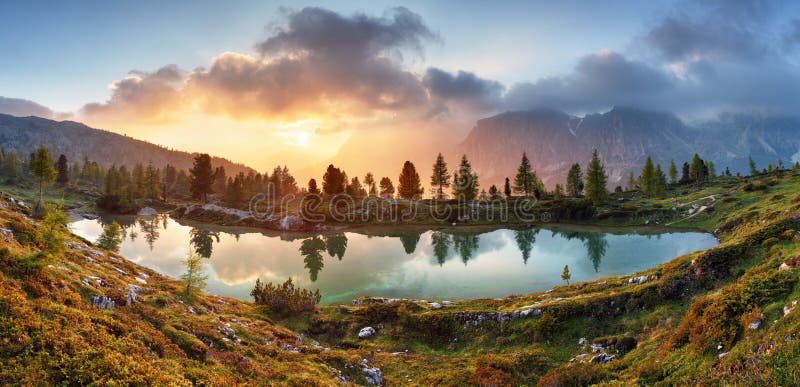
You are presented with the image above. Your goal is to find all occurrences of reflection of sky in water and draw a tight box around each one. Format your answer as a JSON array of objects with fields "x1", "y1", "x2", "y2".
[{"x1": 70, "y1": 216, "x2": 718, "y2": 305}]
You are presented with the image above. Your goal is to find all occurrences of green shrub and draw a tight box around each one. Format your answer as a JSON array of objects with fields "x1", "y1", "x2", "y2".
[{"x1": 251, "y1": 277, "x2": 320, "y2": 315}]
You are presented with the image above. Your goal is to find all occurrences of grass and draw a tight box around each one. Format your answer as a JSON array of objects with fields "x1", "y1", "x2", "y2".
[{"x1": 1, "y1": 170, "x2": 799, "y2": 384}]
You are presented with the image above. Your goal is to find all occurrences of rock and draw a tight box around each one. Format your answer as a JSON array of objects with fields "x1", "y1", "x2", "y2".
[
  {"x1": 351, "y1": 299, "x2": 363, "y2": 306},
  {"x1": 91, "y1": 295, "x2": 116, "y2": 309},
  {"x1": 363, "y1": 366, "x2": 383, "y2": 385},
  {"x1": 591, "y1": 343, "x2": 604, "y2": 353},
  {"x1": 81, "y1": 213, "x2": 99, "y2": 220},
  {"x1": 749, "y1": 321, "x2": 761, "y2": 331},
  {"x1": 358, "y1": 326, "x2": 376, "y2": 339},
  {"x1": 442, "y1": 300, "x2": 456, "y2": 306},
  {"x1": 278, "y1": 215, "x2": 304, "y2": 231},
  {"x1": 784, "y1": 300, "x2": 797, "y2": 316},
  {"x1": 779, "y1": 263, "x2": 792, "y2": 271},
  {"x1": 628, "y1": 275, "x2": 648, "y2": 285},
  {"x1": 718, "y1": 352, "x2": 729, "y2": 360},
  {"x1": 428, "y1": 302, "x2": 442, "y2": 310},
  {"x1": 578, "y1": 337, "x2": 588, "y2": 345},
  {"x1": 137, "y1": 207, "x2": 158, "y2": 216},
  {"x1": 570, "y1": 353, "x2": 590, "y2": 363},
  {"x1": 590, "y1": 353, "x2": 614, "y2": 363},
  {"x1": 135, "y1": 277, "x2": 148, "y2": 285},
  {"x1": 126, "y1": 284, "x2": 143, "y2": 305}
]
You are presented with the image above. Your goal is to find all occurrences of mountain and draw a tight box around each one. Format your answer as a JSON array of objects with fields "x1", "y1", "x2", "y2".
[
  {"x1": 0, "y1": 114, "x2": 255, "y2": 175},
  {"x1": 459, "y1": 107, "x2": 800, "y2": 188}
]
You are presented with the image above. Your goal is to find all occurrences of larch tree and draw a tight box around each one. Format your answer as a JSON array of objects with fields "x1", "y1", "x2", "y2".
[
  {"x1": 55, "y1": 154, "x2": 69, "y2": 185},
  {"x1": 452, "y1": 155, "x2": 479, "y2": 201},
  {"x1": 584, "y1": 149, "x2": 608, "y2": 203},
  {"x1": 513, "y1": 152, "x2": 534, "y2": 197},
  {"x1": 307, "y1": 178, "x2": 320, "y2": 194},
  {"x1": 180, "y1": 250, "x2": 208, "y2": 303},
  {"x1": 96, "y1": 221, "x2": 123, "y2": 252},
  {"x1": 379, "y1": 177, "x2": 395, "y2": 198},
  {"x1": 30, "y1": 145, "x2": 57, "y2": 213},
  {"x1": 561, "y1": 265, "x2": 571, "y2": 285},
  {"x1": 566, "y1": 163, "x2": 584, "y2": 197},
  {"x1": 322, "y1": 164, "x2": 347, "y2": 195},
  {"x1": 363, "y1": 172, "x2": 376, "y2": 196},
  {"x1": 668, "y1": 160, "x2": 678, "y2": 184},
  {"x1": 504, "y1": 177, "x2": 512, "y2": 198},
  {"x1": 430, "y1": 153, "x2": 450, "y2": 200},
  {"x1": 398, "y1": 161, "x2": 423, "y2": 200},
  {"x1": 189, "y1": 154, "x2": 214, "y2": 202}
]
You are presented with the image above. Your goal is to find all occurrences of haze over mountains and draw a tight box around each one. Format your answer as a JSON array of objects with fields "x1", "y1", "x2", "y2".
[{"x1": 0, "y1": 114, "x2": 253, "y2": 176}]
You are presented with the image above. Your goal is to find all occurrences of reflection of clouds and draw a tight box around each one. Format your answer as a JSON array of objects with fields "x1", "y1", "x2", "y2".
[{"x1": 71, "y1": 217, "x2": 718, "y2": 305}]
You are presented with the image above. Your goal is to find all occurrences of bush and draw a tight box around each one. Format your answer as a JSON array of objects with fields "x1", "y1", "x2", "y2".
[
  {"x1": 251, "y1": 278, "x2": 320, "y2": 315},
  {"x1": 469, "y1": 366, "x2": 516, "y2": 386}
]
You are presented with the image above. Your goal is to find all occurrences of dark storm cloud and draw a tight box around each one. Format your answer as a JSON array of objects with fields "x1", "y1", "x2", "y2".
[
  {"x1": 423, "y1": 68, "x2": 505, "y2": 112},
  {"x1": 0, "y1": 96, "x2": 54, "y2": 118},
  {"x1": 504, "y1": 50, "x2": 674, "y2": 112}
]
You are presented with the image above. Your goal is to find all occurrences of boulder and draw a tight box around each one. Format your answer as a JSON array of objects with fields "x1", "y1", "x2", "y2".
[
  {"x1": 779, "y1": 263, "x2": 792, "y2": 271},
  {"x1": 578, "y1": 337, "x2": 588, "y2": 345},
  {"x1": 590, "y1": 353, "x2": 614, "y2": 363},
  {"x1": 718, "y1": 352, "x2": 729, "y2": 360},
  {"x1": 628, "y1": 275, "x2": 648, "y2": 285},
  {"x1": 428, "y1": 302, "x2": 442, "y2": 310},
  {"x1": 358, "y1": 326, "x2": 376, "y2": 339},
  {"x1": 362, "y1": 366, "x2": 383, "y2": 385},
  {"x1": 91, "y1": 295, "x2": 116, "y2": 309},
  {"x1": 137, "y1": 207, "x2": 158, "y2": 216}
]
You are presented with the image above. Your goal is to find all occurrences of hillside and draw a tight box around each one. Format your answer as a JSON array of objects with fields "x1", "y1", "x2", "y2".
[
  {"x1": 1, "y1": 172, "x2": 799, "y2": 385},
  {"x1": 459, "y1": 107, "x2": 800, "y2": 188},
  {"x1": 0, "y1": 114, "x2": 255, "y2": 174}
]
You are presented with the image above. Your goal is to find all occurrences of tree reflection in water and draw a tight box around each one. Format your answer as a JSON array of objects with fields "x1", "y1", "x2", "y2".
[
  {"x1": 190, "y1": 228, "x2": 220, "y2": 259},
  {"x1": 324, "y1": 234, "x2": 347, "y2": 261},
  {"x1": 300, "y1": 236, "x2": 326, "y2": 281},
  {"x1": 514, "y1": 229, "x2": 539, "y2": 265}
]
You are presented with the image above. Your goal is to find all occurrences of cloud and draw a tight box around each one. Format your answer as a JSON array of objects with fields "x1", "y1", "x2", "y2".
[
  {"x1": 423, "y1": 68, "x2": 504, "y2": 112},
  {"x1": 81, "y1": 65, "x2": 184, "y2": 125},
  {"x1": 184, "y1": 7, "x2": 438, "y2": 121},
  {"x1": 504, "y1": 50, "x2": 674, "y2": 112},
  {"x1": 0, "y1": 96, "x2": 54, "y2": 118}
]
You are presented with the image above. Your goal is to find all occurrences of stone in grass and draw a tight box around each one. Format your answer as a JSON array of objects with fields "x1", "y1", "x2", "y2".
[{"x1": 359, "y1": 326, "x2": 376, "y2": 339}]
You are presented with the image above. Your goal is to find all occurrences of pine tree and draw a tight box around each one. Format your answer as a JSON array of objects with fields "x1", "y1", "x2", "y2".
[
  {"x1": 398, "y1": 160, "x2": 423, "y2": 200},
  {"x1": 566, "y1": 163, "x2": 584, "y2": 197},
  {"x1": 189, "y1": 154, "x2": 214, "y2": 202},
  {"x1": 30, "y1": 145, "x2": 57, "y2": 212},
  {"x1": 363, "y1": 173, "x2": 376, "y2": 196},
  {"x1": 514, "y1": 153, "x2": 534, "y2": 197},
  {"x1": 668, "y1": 160, "x2": 678, "y2": 184},
  {"x1": 503, "y1": 177, "x2": 511, "y2": 198},
  {"x1": 307, "y1": 178, "x2": 320, "y2": 194},
  {"x1": 707, "y1": 161, "x2": 716, "y2": 178},
  {"x1": 132, "y1": 162, "x2": 145, "y2": 199},
  {"x1": 144, "y1": 162, "x2": 160, "y2": 199},
  {"x1": 453, "y1": 155, "x2": 479, "y2": 201},
  {"x1": 655, "y1": 164, "x2": 667, "y2": 197},
  {"x1": 689, "y1": 154, "x2": 705, "y2": 182},
  {"x1": 584, "y1": 149, "x2": 607, "y2": 203},
  {"x1": 322, "y1": 164, "x2": 347, "y2": 195},
  {"x1": 379, "y1": 177, "x2": 395, "y2": 198},
  {"x1": 430, "y1": 153, "x2": 450, "y2": 200},
  {"x1": 346, "y1": 176, "x2": 366, "y2": 197},
  {"x1": 680, "y1": 162, "x2": 691, "y2": 184},
  {"x1": 561, "y1": 265, "x2": 571, "y2": 285},
  {"x1": 225, "y1": 174, "x2": 246, "y2": 207},
  {"x1": 55, "y1": 154, "x2": 69, "y2": 185}
]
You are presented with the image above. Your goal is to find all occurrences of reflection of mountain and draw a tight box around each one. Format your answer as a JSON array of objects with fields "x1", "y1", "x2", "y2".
[
  {"x1": 299, "y1": 236, "x2": 326, "y2": 282},
  {"x1": 190, "y1": 228, "x2": 220, "y2": 258},
  {"x1": 514, "y1": 229, "x2": 539, "y2": 264},
  {"x1": 324, "y1": 234, "x2": 347, "y2": 260}
]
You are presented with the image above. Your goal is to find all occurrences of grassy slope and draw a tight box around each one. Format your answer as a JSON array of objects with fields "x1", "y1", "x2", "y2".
[{"x1": 0, "y1": 171, "x2": 798, "y2": 385}]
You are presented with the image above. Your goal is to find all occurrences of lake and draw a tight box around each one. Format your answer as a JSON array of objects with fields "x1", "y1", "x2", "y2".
[{"x1": 69, "y1": 215, "x2": 718, "y2": 305}]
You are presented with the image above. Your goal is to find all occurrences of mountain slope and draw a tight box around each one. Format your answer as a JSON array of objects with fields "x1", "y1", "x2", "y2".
[
  {"x1": 459, "y1": 107, "x2": 800, "y2": 188},
  {"x1": 0, "y1": 114, "x2": 254, "y2": 174}
]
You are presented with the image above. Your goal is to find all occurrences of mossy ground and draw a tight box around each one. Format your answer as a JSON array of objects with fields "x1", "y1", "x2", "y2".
[{"x1": 1, "y1": 171, "x2": 799, "y2": 385}]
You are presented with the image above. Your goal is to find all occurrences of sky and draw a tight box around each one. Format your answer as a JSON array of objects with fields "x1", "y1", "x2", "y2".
[{"x1": 1, "y1": 0, "x2": 800, "y2": 175}]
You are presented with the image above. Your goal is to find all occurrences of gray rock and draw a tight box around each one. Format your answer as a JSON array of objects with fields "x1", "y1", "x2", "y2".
[
  {"x1": 579, "y1": 337, "x2": 588, "y2": 345},
  {"x1": 428, "y1": 302, "x2": 442, "y2": 310},
  {"x1": 362, "y1": 366, "x2": 383, "y2": 385},
  {"x1": 359, "y1": 326, "x2": 376, "y2": 339},
  {"x1": 92, "y1": 295, "x2": 116, "y2": 309},
  {"x1": 590, "y1": 353, "x2": 614, "y2": 363}
]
